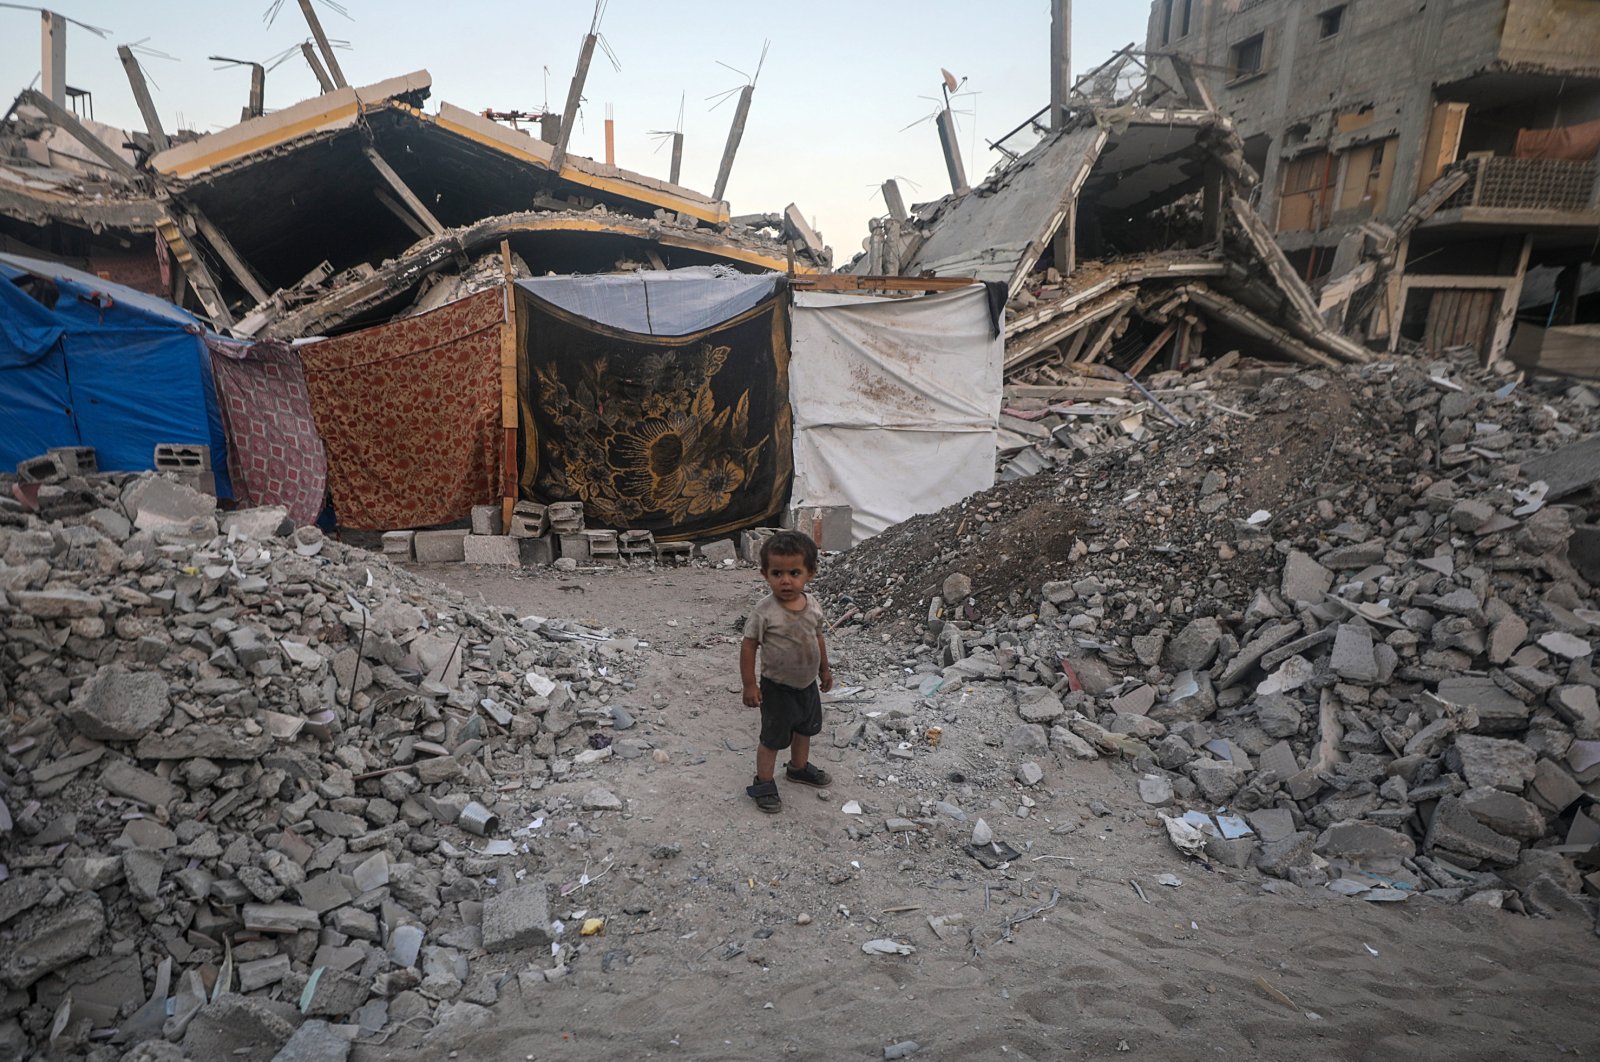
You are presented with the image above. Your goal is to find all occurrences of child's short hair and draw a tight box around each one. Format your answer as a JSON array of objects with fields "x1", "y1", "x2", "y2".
[{"x1": 760, "y1": 530, "x2": 818, "y2": 573}]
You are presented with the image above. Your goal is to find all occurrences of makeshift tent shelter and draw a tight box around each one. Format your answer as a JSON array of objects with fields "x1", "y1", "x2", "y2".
[
  {"x1": 299, "y1": 288, "x2": 504, "y2": 530},
  {"x1": 514, "y1": 269, "x2": 791, "y2": 540},
  {"x1": 0, "y1": 251, "x2": 231, "y2": 494},
  {"x1": 789, "y1": 284, "x2": 1003, "y2": 543}
]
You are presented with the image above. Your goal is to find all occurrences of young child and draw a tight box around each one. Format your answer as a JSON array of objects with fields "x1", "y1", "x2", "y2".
[{"x1": 741, "y1": 530, "x2": 833, "y2": 813}]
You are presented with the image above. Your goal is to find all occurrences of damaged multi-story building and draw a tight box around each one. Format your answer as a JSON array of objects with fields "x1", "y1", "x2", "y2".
[{"x1": 1148, "y1": 0, "x2": 1600, "y2": 370}]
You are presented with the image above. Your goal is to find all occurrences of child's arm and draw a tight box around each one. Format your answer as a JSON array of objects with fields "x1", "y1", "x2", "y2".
[
  {"x1": 817, "y1": 630, "x2": 833, "y2": 692},
  {"x1": 740, "y1": 637, "x2": 762, "y2": 706}
]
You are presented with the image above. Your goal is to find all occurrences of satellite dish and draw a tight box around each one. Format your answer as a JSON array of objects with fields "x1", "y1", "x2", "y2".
[{"x1": 940, "y1": 67, "x2": 959, "y2": 93}]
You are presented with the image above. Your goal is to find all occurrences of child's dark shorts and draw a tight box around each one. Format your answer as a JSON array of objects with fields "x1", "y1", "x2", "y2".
[{"x1": 758, "y1": 677, "x2": 822, "y2": 750}]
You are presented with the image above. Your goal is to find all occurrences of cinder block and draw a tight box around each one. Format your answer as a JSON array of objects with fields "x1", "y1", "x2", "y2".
[
  {"x1": 547, "y1": 501, "x2": 584, "y2": 533},
  {"x1": 584, "y1": 529, "x2": 619, "y2": 557},
  {"x1": 153, "y1": 442, "x2": 211, "y2": 472},
  {"x1": 380, "y1": 531, "x2": 415, "y2": 561},
  {"x1": 47, "y1": 446, "x2": 96, "y2": 476},
  {"x1": 655, "y1": 541, "x2": 693, "y2": 564},
  {"x1": 738, "y1": 527, "x2": 782, "y2": 565},
  {"x1": 787, "y1": 505, "x2": 852, "y2": 553},
  {"x1": 510, "y1": 501, "x2": 548, "y2": 538},
  {"x1": 413, "y1": 529, "x2": 469, "y2": 563},
  {"x1": 470, "y1": 505, "x2": 504, "y2": 536},
  {"x1": 15, "y1": 453, "x2": 65, "y2": 483},
  {"x1": 618, "y1": 529, "x2": 654, "y2": 558},
  {"x1": 557, "y1": 533, "x2": 589, "y2": 562},
  {"x1": 518, "y1": 536, "x2": 554, "y2": 567},
  {"x1": 464, "y1": 535, "x2": 521, "y2": 566}
]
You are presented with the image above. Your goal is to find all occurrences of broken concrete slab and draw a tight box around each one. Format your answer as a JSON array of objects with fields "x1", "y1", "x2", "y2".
[
  {"x1": 1281, "y1": 550, "x2": 1333, "y2": 605},
  {"x1": 1454, "y1": 735, "x2": 1538, "y2": 792},
  {"x1": 0, "y1": 895, "x2": 106, "y2": 989}
]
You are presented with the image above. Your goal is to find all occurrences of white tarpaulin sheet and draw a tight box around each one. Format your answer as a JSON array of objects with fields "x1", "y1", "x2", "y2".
[
  {"x1": 790, "y1": 284, "x2": 1001, "y2": 543},
  {"x1": 516, "y1": 267, "x2": 781, "y2": 336}
]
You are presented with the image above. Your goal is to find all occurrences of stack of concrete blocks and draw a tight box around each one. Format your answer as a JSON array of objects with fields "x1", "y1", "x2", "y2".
[
  {"x1": 507, "y1": 502, "x2": 554, "y2": 566},
  {"x1": 785, "y1": 504, "x2": 852, "y2": 553},
  {"x1": 549, "y1": 502, "x2": 586, "y2": 563},
  {"x1": 464, "y1": 503, "x2": 554, "y2": 566},
  {"x1": 412, "y1": 528, "x2": 469, "y2": 563},
  {"x1": 153, "y1": 442, "x2": 216, "y2": 495},
  {"x1": 618, "y1": 529, "x2": 655, "y2": 561},
  {"x1": 738, "y1": 527, "x2": 783, "y2": 566},
  {"x1": 381, "y1": 531, "x2": 415, "y2": 562}
]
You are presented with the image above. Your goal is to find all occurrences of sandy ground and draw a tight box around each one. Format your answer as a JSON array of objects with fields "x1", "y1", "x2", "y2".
[{"x1": 360, "y1": 563, "x2": 1600, "y2": 1062}]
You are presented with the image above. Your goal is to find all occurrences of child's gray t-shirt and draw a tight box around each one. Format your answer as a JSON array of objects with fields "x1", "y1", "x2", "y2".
[{"x1": 742, "y1": 592, "x2": 824, "y2": 689}]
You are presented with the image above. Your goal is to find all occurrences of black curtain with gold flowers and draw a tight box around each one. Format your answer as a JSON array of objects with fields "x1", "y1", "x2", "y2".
[{"x1": 515, "y1": 288, "x2": 793, "y2": 541}]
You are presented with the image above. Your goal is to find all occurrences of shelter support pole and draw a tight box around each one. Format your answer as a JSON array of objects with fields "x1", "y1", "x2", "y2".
[
  {"x1": 713, "y1": 84, "x2": 754, "y2": 202},
  {"x1": 550, "y1": 33, "x2": 597, "y2": 172},
  {"x1": 363, "y1": 146, "x2": 445, "y2": 236},
  {"x1": 188, "y1": 206, "x2": 272, "y2": 306},
  {"x1": 498, "y1": 242, "x2": 520, "y2": 530},
  {"x1": 297, "y1": 0, "x2": 347, "y2": 89},
  {"x1": 117, "y1": 45, "x2": 169, "y2": 151},
  {"x1": 300, "y1": 43, "x2": 335, "y2": 93}
]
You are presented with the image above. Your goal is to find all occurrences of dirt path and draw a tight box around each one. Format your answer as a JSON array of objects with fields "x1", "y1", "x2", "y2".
[{"x1": 364, "y1": 564, "x2": 1599, "y2": 1062}]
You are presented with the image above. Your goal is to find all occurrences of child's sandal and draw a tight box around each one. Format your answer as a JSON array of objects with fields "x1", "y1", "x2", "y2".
[
  {"x1": 746, "y1": 777, "x2": 782, "y2": 813},
  {"x1": 785, "y1": 762, "x2": 831, "y2": 788}
]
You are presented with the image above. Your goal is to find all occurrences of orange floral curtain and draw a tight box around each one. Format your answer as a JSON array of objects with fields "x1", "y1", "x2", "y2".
[
  {"x1": 300, "y1": 289, "x2": 502, "y2": 530},
  {"x1": 516, "y1": 288, "x2": 791, "y2": 540}
]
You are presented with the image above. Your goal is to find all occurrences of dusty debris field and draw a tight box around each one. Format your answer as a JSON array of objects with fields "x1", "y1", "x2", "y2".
[{"x1": 387, "y1": 563, "x2": 1600, "y2": 1062}]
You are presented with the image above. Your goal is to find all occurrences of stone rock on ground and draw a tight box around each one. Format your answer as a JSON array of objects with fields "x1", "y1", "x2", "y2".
[
  {"x1": 481, "y1": 882, "x2": 552, "y2": 953},
  {"x1": 66, "y1": 665, "x2": 170, "y2": 741}
]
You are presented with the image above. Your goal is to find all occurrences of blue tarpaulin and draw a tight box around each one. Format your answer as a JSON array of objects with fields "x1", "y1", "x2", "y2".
[{"x1": 0, "y1": 252, "x2": 231, "y2": 496}]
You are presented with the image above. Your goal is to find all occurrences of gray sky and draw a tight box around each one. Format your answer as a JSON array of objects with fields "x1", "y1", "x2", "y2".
[{"x1": 2, "y1": 2, "x2": 1151, "y2": 259}]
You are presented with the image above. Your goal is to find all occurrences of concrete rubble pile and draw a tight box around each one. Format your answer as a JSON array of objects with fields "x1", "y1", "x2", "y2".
[
  {"x1": 820, "y1": 350, "x2": 1600, "y2": 929},
  {"x1": 0, "y1": 472, "x2": 647, "y2": 1058}
]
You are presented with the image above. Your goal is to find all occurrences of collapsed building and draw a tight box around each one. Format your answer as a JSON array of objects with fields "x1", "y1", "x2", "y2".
[
  {"x1": 1148, "y1": 0, "x2": 1600, "y2": 372},
  {"x1": 1, "y1": 13, "x2": 829, "y2": 338}
]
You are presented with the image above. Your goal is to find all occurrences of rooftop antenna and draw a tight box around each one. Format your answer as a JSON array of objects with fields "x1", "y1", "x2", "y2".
[
  {"x1": 647, "y1": 92, "x2": 686, "y2": 184},
  {"x1": 707, "y1": 39, "x2": 769, "y2": 202}
]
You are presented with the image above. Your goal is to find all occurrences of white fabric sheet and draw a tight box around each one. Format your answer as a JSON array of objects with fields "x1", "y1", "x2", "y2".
[
  {"x1": 789, "y1": 284, "x2": 1001, "y2": 543},
  {"x1": 516, "y1": 267, "x2": 781, "y2": 336}
]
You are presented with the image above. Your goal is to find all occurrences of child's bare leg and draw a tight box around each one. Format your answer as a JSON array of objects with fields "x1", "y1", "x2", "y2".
[
  {"x1": 790, "y1": 733, "x2": 810, "y2": 771},
  {"x1": 756, "y1": 744, "x2": 777, "y2": 782}
]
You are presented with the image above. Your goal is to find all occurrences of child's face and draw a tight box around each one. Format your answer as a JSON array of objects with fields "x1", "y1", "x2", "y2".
[{"x1": 762, "y1": 551, "x2": 815, "y2": 604}]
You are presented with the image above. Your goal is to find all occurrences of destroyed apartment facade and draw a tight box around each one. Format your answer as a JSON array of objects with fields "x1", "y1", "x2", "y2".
[{"x1": 1147, "y1": 0, "x2": 1600, "y2": 370}]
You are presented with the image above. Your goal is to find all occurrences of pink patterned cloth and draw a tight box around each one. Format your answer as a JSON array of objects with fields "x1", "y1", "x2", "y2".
[{"x1": 208, "y1": 337, "x2": 328, "y2": 527}]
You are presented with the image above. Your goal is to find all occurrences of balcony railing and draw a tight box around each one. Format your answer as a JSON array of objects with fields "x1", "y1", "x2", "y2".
[{"x1": 1439, "y1": 156, "x2": 1599, "y2": 214}]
